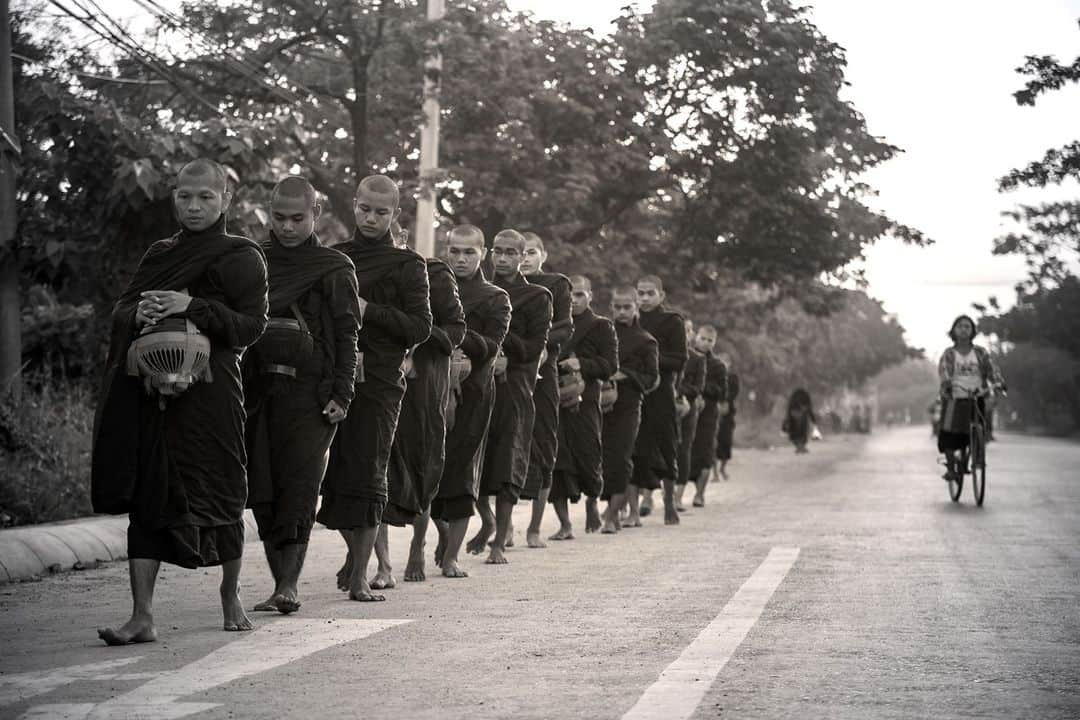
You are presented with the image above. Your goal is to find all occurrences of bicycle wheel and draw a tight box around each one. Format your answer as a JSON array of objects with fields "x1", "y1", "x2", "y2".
[
  {"x1": 970, "y1": 424, "x2": 986, "y2": 507},
  {"x1": 947, "y1": 453, "x2": 963, "y2": 502}
]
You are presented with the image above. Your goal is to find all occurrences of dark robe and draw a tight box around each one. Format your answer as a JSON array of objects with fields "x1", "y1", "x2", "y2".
[
  {"x1": 430, "y1": 270, "x2": 511, "y2": 521},
  {"x1": 690, "y1": 353, "x2": 728, "y2": 480},
  {"x1": 244, "y1": 233, "x2": 360, "y2": 548},
  {"x1": 551, "y1": 308, "x2": 618, "y2": 503},
  {"x1": 520, "y1": 272, "x2": 573, "y2": 500},
  {"x1": 384, "y1": 259, "x2": 466, "y2": 526},
  {"x1": 479, "y1": 272, "x2": 552, "y2": 503},
  {"x1": 677, "y1": 348, "x2": 708, "y2": 485},
  {"x1": 601, "y1": 319, "x2": 659, "y2": 500},
  {"x1": 91, "y1": 215, "x2": 268, "y2": 568},
  {"x1": 716, "y1": 372, "x2": 740, "y2": 461},
  {"x1": 632, "y1": 306, "x2": 688, "y2": 490},
  {"x1": 783, "y1": 389, "x2": 816, "y2": 449},
  {"x1": 318, "y1": 229, "x2": 432, "y2": 530}
]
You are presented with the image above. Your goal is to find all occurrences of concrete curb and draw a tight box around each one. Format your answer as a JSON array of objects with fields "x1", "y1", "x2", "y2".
[{"x1": 0, "y1": 510, "x2": 262, "y2": 583}]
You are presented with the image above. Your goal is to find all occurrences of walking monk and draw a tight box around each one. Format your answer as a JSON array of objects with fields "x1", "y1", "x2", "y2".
[
  {"x1": 92, "y1": 159, "x2": 268, "y2": 643},
  {"x1": 517, "y1": 232, "x2": 573, "y2": 548},
  {"x1": 715, "y1": 350, "x2": 740, "y2": 480},
  {"x1": 687, "y1": 325, "x2": 727, "y2": 507},
  {"x1": 244, "y1": 176, "x2": 360, "y2": 614},
  {"x1": 430, "y1": 225, "x2": 511, "y2": 577},
  {"x1": 549, "y1": 275, "x2": 617, "y2": 539},
  {"x1": 319, "y1": 175, "x2": 432, "y2": 602},
  {"x1": 374, "y1": 254, "x2": 466, "y2": 586},
  {"x1": 674, "y1": 320, "x2": 707, "y2": 512},
  {"x1": 630, "y1": 275, "x2": 688, "y2": 525},
  {"x1": 469, "y1": 230, "x2": 552, "y2": 564},
  {"x1": 601, "y1": 287, "x2": 659, "y2": 531}
]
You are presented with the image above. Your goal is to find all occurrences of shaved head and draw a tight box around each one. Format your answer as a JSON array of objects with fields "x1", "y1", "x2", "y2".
[
  {"x1": 449, "y1": 224, "x2": 486, "y2": 247},
  {"x1": 522, "y1": 232, "x2": 546, "y2": 253},
  {"x1": 493, "y1": 229, "x2": 526, "y2": 252},
  {"x1": 569, "y1": 275, "x2": 592, "y2": 292},
  {"x1": 697, "y1": 324, "x2": 717, "y2": 336},
  {"x1": 357, "y1": 174, "x2": 400, "y2": 207},
  {"x1": 272, "y1": 175, "x2": 316, "y2": 207},
  {"x1": 612, "y1": 285, "x2": 637, "y2": 300},
  {"x1": 178, "y1": 158, "x2": 227, "y2": 193},
  {"x1": 638, "y1": 274, "x2": 664, "y2": 293}
]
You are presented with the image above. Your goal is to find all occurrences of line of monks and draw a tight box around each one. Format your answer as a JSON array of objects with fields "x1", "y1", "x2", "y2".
[{"x1": 89, "y1": 160, "x2": 738, "y2": 645}]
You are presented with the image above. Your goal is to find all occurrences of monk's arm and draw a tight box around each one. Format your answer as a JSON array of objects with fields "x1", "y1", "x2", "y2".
[
  {"x1": 364, "y1": 257, "x2": 433, "y2": 346},
  {"x1": 427, "y1": 272, "x2": 467, "y2": 355},
  {"x1": 327, "y1": 268, "x2": 362, "y2": 409},
  {"x1": 622, "y1": 340, "x2": 659, "y2": 393},
  {"x1": 185, "y1": 246, "x2": 268, "y2": 349},
  {"x1": 658, "y1": 315, "x2": 688, "y2": 374},
  {"x1": 579, "y1": 321, "x2": 618, "y2": 381},
  {"x1": 547, "y1": 279, "x2": 574, "y2": 347},
  {"x1": 703, "y1": 361, "x2": 727, "y2": 401},
  {"x1": 504, "y1": 296, "x2": 552, "y2": 364}
]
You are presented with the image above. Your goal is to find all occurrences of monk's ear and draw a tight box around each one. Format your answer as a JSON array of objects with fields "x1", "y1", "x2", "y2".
[
  {"x1": 392, "y1": 206, "x2": 402, "y2": 224},
  {"x1": 479, "y1": 247, "x2": 489, "y2": 261},
  {"x1": 313, "y1": 203, "x2": 323, "y2": 221},
  {"x1": 221, "y1": 189, "x2": 234, "y2": 213}
]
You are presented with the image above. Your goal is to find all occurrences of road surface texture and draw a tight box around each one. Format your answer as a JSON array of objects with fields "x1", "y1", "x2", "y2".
[{"x1": 1, "y1": 427, "x2": 1077, "y2": 719}]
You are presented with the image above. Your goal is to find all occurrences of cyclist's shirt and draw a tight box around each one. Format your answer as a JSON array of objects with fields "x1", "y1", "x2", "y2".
[{"x1": 951, "y1": 349, "x2": 982, "y2": 397}]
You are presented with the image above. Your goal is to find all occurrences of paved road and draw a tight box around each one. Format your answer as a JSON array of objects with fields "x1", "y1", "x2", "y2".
[{"x1": 1, "y1": 428, "x2": 1077, "y2": 719}]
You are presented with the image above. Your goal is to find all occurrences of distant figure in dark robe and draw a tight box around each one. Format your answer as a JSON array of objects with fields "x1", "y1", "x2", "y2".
[
  {"x1": 631, "y1": 275, "x2": 688, "y2": 525},
  {"x1": 374, "y1": 255, "x2": 466, "y2": 586},
  {"x1": 548, "y1": 275, "x2": 618, "y2": 539},
  {"x1": 430, "y1": 225, "x2": 511, "y2": 578},
  {"x1": 470, "y1": 230, "x2": 552, "y2": 565},
  {"x1": 92, "y1": 159, "x2": 268, "y2": 644},
  {"x1": 783, "y1": 388, "x2": 816, "y2": 454},
  {"x1": 517, "y1": 232, "x2": 573, "y2": 549},
  {"x1": 600, "y1": 287, "x2": 659, "y2": 533},
  {"x1": 244, "y1": 177, "x2": 360, "y2": 615},
  {"x1": 714, "y1": 352, "x2": 739, "y2": 480},
  {"x1": 673, "y1": 319, "x2": 707, "y2": 512},
  {"x1": 319, "y1": 175, "x2": 432, "y2": 602},
  {"x1": 687, "y1": 326, "x2": 727, "y2": 507}
]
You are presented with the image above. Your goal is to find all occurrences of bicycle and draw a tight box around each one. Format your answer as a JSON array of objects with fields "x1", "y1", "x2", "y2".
[{"x1": 943, "y1": 387, "x2": 1003, "y2": 506}]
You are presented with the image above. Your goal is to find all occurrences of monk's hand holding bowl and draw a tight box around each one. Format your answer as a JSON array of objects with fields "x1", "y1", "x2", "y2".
[
  {"x1": 493, "y1": 352, "x2": 508, "y2": 377},
  {"x1": 402, "y1": 355, "x2": 416, "y2": 379},
  {"x1": 322, "y1": 399, "x2": 346, "y2": 425},
  {"x1": 559, "y1": 355, "x2": 581, "y2": 372},
  {"x1": 718, "y1": 401, "x2": 729, "y2": 415},
  {"x1": 694, "y1": 396, "x2": 706, "y2": 411},
  {"x1": 140, "y1": 290, "x2": 192, "y2": 321},
  {"x1": 612, "y1": 370, "x2": 627, "y2": 382},
  {"x1": 539, "y1": 347, "x2": 548, "y2": 366}
]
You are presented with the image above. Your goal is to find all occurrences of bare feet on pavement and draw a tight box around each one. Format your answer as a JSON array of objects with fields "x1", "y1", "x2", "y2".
[{"x1": 98, "y1": 616, "x2": 157, "y2": 646}]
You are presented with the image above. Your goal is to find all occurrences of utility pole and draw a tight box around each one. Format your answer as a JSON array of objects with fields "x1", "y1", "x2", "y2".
[
  {"x1": 413, "y1": 0, "x2": 444, "y2": 259},
  {"x1": 0, "y1": 0, "x2": 21, "y2": 401}
]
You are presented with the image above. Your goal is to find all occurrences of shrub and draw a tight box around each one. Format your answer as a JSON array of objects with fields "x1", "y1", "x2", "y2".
[{"x1": 0, "y1": 376, "x2": 94, "y2": 527}]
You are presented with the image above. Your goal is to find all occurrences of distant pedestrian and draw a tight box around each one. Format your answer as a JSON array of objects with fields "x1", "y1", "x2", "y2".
[{"x1": 782, "y1": 388, "x2": 816, "y2": 454}]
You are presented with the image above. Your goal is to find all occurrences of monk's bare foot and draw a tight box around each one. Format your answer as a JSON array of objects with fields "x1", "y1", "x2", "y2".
[
  {"x1": 404, "y1": 558, "x2": 426, "y2": 582},
  {"x1": 466, "y1": 523, "x2": 493, "y2": 555},
  {"x1": 253, "y1": 592, "x2": 301, "y2": 614},
  {"x1": 693, "y1": 495, "x2": 705, "y2": 507},
  {"x1": 548, "y1": 527, "x2": 574, "y2": 541},
  {"x1": 664, "y1": 505, "x2": 680, "y2": 525},
  {"x1": 526, "y1": 531, "x2": 547, "y2": 548},
  {"x1": 97, "y1": 616, "x2": 157, "y2": 646},
  {"x1": 370, "y1": 572, "x2": 396, "y2": 590},
  {"x1": 336, "y1": 556, "x2": 353, "y2": 592},
  {"x1": 505, "y1": 521, "x2": 515, "y2": 548},
  {"x1": 585, "y1": 501, "x2": 602, "y2": 533},
  {"x1": 348, "y1": 590, "x2": 386, "y2": 602},
  {"x1": 624, "y1": 515, "x2": 642, "y2": 528},
  {"x1": 674, "y1": 500, "x2": 687, "y2": 512},
  {"x1": 442, "y1": 559, "x2": 469, "y2": 578},
  {"x1": 601, "y1": 519, "x2": 618, "y2": 534},
  {"x1": 222, "y1": 590, "x2": 254, "y2": 632},
  {"x1": 253, "y1": 595, "x2": 280, "y2": 612},
  {"x1": 485, "y1": 546, "x2": 508, "y2": 564},
  {"x1": 434, "y1": 536, "x2": 446, "y2": 567}
]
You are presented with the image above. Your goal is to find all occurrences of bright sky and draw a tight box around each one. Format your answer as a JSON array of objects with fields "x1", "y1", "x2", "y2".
[
  {"x1": 101, "y1": 0, "x2": 1080, "y2": 356},
  {"x1": 507, "y1": 0, "x2": 1080, "y2": 356}
]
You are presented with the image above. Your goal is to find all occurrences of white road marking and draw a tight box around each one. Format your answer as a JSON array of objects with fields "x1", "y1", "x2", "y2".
[
  {"x1": 0, "y1": 658, "x2": 142, "y2": 706},
  {"x1": 622, "y1": 546, "x2": 801, "y2": 720},
  {"x1": 21, "y1": 618, "x2": 409, "y2": 719}
]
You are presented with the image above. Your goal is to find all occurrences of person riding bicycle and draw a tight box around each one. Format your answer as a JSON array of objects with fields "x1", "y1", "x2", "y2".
[{"x1": 937, "y1": 315, "x2": 1005, "y2": 481}]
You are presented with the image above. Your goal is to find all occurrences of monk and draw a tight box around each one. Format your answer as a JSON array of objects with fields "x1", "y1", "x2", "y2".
[
  {"x1": 549, "y1": 275, "x2": 617, "y2": 539},
  {"x1": 92, "y1": 159, "x2": 268, "y2": 644},
  {"x1": 430, "y1": 225, "x2": 511, "y2": 577},
  {"x1": 318, "y1": 175, "x2": 432, "y2": 602},
  {"x1": 673, "y1": 319, "x2": 707, "y2": 512},
  {"x1": 470, "y1": 229, "x2": 552, "y2": 564},
  {"x1": 715, "y1": 351, "x2": 740, "y2": 481},
  {"x1": 601, "y1": 287, "x2": 659, "y2": 531},
  {"x1": 630, "y1": 275, "x2": 688, "y2": 525},
  {"x1": 517, "y1": 232, "x2": 573, "y2": 548},
  {"x1": 375, "y1": 254, "x2": 466, "y2": 586},
  {"x1": 244, "y1": 176, "x2": 360, "y2": 614},
  {"x1": 687, "y1": 325, "x2": 728, "y2": 507}
]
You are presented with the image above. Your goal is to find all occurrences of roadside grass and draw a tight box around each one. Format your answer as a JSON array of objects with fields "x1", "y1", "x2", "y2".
[{"x1": 0, "y1": 376, "x2": 94, "y2": 527}]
